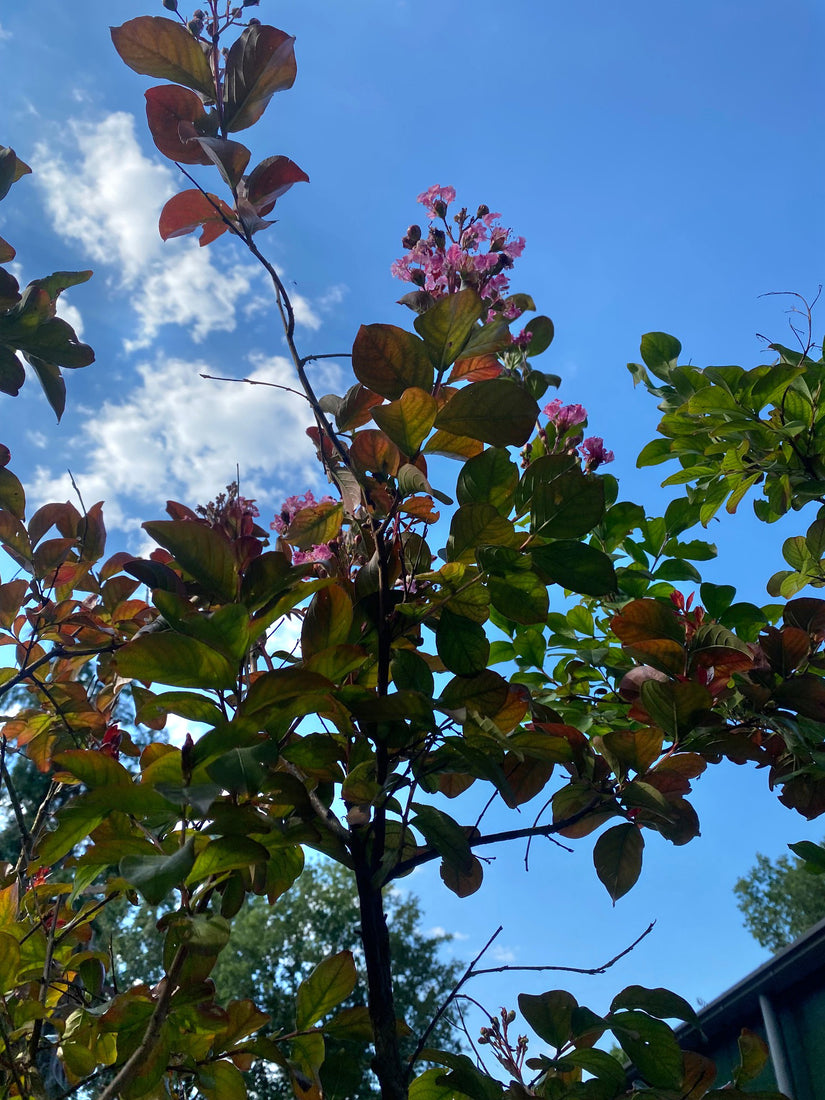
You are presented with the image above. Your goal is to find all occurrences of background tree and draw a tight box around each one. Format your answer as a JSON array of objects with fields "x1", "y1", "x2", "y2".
[
  {"x1": 734, "y1": 846, "x2": 825, "y2": 953},
  {"x1": 98, "y1": 860, "x2": 463, "y2": 1100}
]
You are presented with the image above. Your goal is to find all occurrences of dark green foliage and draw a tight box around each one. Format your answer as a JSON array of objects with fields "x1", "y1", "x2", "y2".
[{"x1": 734, "y1": 847, "x2": 825, "y2": 953}]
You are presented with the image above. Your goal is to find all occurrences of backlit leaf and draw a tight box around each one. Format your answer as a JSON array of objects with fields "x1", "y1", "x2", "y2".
[
  {"x1": 120, "y1": 838, "x2": 196, "y2": 905},
  {"x1": 437, "y1": 607, "x2": 490, "y2": 675},
  {"x1": 352, "y1": 324, "x2": 434, "y2": 399},
  {"x1": 519, "y1": 989, "x2": 577, "y2": 1049},
  {"x1": 435, "y1": 379, "x2": 538, "y2": 447},
  {"x1": 439, "y1": 854, "x2": 483, "y2": 897},
  {"x1": 111, "y1": 17, "x2": 215, "y2": 97},
  {"x1": 143, "y1": 519, "x2": 238, "y2": 601},
  {"x1": 593, "y1": 823, "x2": 643, "y2": 902},
  {"x1": 531, "y1": 541, "x2": 616, "y2": 596},
  {"x1": 414, "y1": 288, "x2": 485, "y2": 370},
  {"x1": 296, "y1": 950, "x2": 357, "y2": 1029},
  {"x1": 373, "y1": 387, "x2": 438, "y2": 454},
  {"x1": 246, "y1": 156, "x2": 309, "y2": 214},
  {"x1": 158, "y1": 189, "x2": 236, "y2": 246},
  {"x1": 114, "y1": 632, "x2": 237, "y2": 690}
]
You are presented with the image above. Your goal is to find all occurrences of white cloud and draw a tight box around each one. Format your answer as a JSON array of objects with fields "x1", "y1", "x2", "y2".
[
  {"x1": 0, "y1": 24, "x2": 10, "y2": 42},
  {"x1": 490, "y1": 944, "x2": 517, "y2": 964},
  {"x1": 29, "y1": 352, "x2": 338, "y2": 537},
  {"x1": 59, "y1": 297, "x2": 84, "y2": 340},
  {"x1": 31, "y1": 113, "x2": 255, "y2": 350}
]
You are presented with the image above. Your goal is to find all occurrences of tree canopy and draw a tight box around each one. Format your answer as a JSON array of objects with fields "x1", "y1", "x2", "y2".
[{"x1": 735, "y1": 846, "x2": 825, "y2": 954}]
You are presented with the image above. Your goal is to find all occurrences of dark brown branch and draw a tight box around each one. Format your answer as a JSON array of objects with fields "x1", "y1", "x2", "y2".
[
  {"x1": 389, "y1": 799, "x2": 602, "y2": 880},
  {"x1": 1, "y1": 737, "x2": 32, "y2": 865},
  {"x1": 96, "y1": 945, "x2": 188, "y2": 1100}
]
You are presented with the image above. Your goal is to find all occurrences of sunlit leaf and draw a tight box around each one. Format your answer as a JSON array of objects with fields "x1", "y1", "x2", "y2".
[
  {"x1": 158, "y1": 189, "x2": 236, "y2": 246},
  {"x1": 296, "y1": 950, "x2": 357, "y2": 1029},
  {"x1": 414, "y1": 288, "x2": 484, "y2": 370},
  {"x1": 246, "y1": 155, "x2": 309, "y2": 214},
  {"x1": 352, "y1": 324, "x2": 434, "y2": 399},
  {"x1": 373, "y1": 387, "x2": 438, "y2": 454},
  {"x1": 111, "y1": 17, "x2": 215, "y2": 97}
]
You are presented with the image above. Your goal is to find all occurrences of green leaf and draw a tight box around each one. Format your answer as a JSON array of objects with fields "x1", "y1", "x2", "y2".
[
  {"x1": 531, "y1": 471, "x2": 605, "y2": 540},
  {"x1": 35, "y1": 800, "x2": 108, "y2": 866},
  {"x1": 593, "y1": 823, "x2": 644, "y2": 903},
  {"x1": 53, "y1": 750, "x2": 133, "y2": 789},
  {"x1": 524, "y1": 314, "x2": 554, "y2": 357},
  {"x1": 0, "y1": 346, "x2": 25, "y2": 396},
  {"x1": 301, "y1": 584, "x2": 353, "y2": 659},
  {"x1": 206, "y1": 745, "x2": 272, "y2": 796},
  {"x1": 286, "y1": 501, "x2": 343, "y2": 550},
  {"x1": 143, "y1": 519, "x2": 238, "y2": 602},
  {"x1": 120, "y1": 838, "x2": 196, "y2": 905},
  {"x1": 788, "y1": 839, "x2": 825, "y2": 873},
  {"x1": 488, "y1": 571, "x2": 549, "y2": 625},
  {"x1": 115, "y1": 632, "x2": 237, "y2": 690},
  {"x1": 456, "y1": 448, "x2": 519, "y2": 515},
  {"x1": 414, "y1": 288, "x2": 485, "y2": 370},
  {"x1": 110, "y1": 17, "x2": 216, "y2": 97},
  {"x1": 610, "y1": 1010, "x2": 683, "y2": 1088},
  {"x1": 640, "y1": 332, "x2": 682, "y2": 377},
  {"x1": 436, "y1": 607, "x2": 490, "y2": 675},
  {"x1": 446, "y1": 503, "x2": 517, "y2": 564},
  {"x1": 373, "y1": 387, "x2": 438, "y2": 454},
  {"x1": 396, "y1": 463, "x2": 453, "y2": 505},
  {"x1": 640, "y1": 679, "x2": 712, "y2": 739},
  {"x1": 196, "y1": 1060, "x2": 247, "y2": 1100},
  {"x1": 223, "y1": 24, "x2": 297, "y2": 132},
  {"x1": 0, "y1": 467, "x2": 25, "y2": 519},
  {"x1": 439, "y1": 670, "x2": 509, "y2": 718},
  {"x1": 409, "y1": 1067, "x2": 461, "y2": 1100},
  {"x1": 531, "y1": 541, "x2": 616, "y2": 596},
  {"x1": 0, "y1": 932, "x2": 20, "y2": 992},
  {"x1": 435, "y1": 379, "x2": 539, "y2": 447},
  {"x1": 411, "y1": 804, "x2": 473, "y2": 873},
  {"x1": 352, "y1": 323, "x2": 434, "y2": 398},
  {"x1": 610, "y1": 984, "x2": 699, "y2": 1027},
  {"x1": 188, "y1": 836, "x2": 271, "y2": 883},
  {"x1": 295, "y1": 950, "x2": 357, "y2": 1029},
  {"x1": 518, "y1": 989, "x2": 576, "y2": 1049}
]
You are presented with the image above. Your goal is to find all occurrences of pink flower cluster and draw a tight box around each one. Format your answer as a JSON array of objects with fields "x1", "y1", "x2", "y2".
[
  {"x1": 271, "y1": 490, "x2": 336, "y2": 569},
  {"x1": 391, "y1": 185, "x2": 526, "y2": 318},
  {"x1": 541, "y1": 399, "x2": 614, "y2": 471}
]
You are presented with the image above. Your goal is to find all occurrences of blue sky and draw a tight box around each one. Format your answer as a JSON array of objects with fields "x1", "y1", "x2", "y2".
[{"x1": 3, "y1": 0, "x2": 825, "y2": 1040}]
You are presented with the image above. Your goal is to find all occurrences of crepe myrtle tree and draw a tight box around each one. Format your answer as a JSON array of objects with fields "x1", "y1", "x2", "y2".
[{"x1": 1, "y1": 3, "x2": 825, "y2": 1098}]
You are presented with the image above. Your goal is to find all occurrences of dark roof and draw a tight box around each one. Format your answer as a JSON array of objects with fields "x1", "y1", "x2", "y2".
[{"x1": 676, "y1": 915, "x2": 825, "y2": 1044}]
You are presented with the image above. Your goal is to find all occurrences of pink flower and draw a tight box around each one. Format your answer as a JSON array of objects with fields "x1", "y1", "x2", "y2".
[
  {"x1": 543, "y1": 400, "x2": 588, "y2": 432},
  {"x1": 292, "y1": 544, "x2": 334, "y2": 567},
  {"x1": 271, "y1": 490, "x2": 333, "y2": 534},
  {"x1": 416, "y1": 184, "x2": 457, "y2": 218},
  {"x1": 580, "y1": 436, "x2": 615, "y2": 471}
]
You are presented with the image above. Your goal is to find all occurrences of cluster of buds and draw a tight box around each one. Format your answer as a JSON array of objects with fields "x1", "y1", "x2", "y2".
[
  {"x1": 162, "y1": 2, "x2": 260, "y2": 33},
  {"x1": 392, "y1": 186, "x2": 526, "y2": 321},
  {"x1": 478, "y1": 1008, "x2": 530, "y2": 1082},
  {"x1": 197, "y1": 482, "x2": 264, "y2": 541}
]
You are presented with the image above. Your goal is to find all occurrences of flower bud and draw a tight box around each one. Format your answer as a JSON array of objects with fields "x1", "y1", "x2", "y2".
[
  {"x1": 162, "y1": 0, "x2": 178, "y2": 9},
  {"x1": 402, "y1": 224, "x2": 422, "y2": 248},
  {"x1": 188, "y1": 17, "x2": 204, "y2": 34},
  {"x1": 243, "y1": 0, "x2": 261, "y2": 5},
  {"x1": 429, "y1": 227, "x2": 446, "y2": 249},
  {"x1": 232, "y1": 5, "x2": 243, "y2": 14},
  {"x1": 193, "y1": 7, "x2": 205, "y2": 16},
  {"x1": 411, "y1": 269, "x2": 426, "y2": 287},
  {"x1": 433, "y1": 199, "x2": 448, "y2": 219},
  {"x1": 476, "y1": 203, "x2": 489, "y2": 217},
  {"x1": 248, "y1": 16, "x2": 261, "y2": 24}
]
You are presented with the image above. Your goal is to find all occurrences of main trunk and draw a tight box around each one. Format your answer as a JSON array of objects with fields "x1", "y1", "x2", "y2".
[{"x1": 353, "y1": 847, "x2": 408, "y2": 1100}]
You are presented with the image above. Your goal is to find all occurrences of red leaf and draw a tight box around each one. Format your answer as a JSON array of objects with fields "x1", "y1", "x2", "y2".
[
  {"x1": 145, "y1": 86, "x2": 213, "y2": 166},
  {"x1": 246, "y1": 156, "x2": 309, "y2": 216},
  {"x1": 223, "y1": 26, "x2": 297, "y2": 133},
  {"x1": 158, "y1": 190, "x2": 236, "y2": 246}
]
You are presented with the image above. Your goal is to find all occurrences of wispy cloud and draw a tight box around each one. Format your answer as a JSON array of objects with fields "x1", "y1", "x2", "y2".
[{"x1": 29, "y1": 352, "x2": 340, "y2": 537}]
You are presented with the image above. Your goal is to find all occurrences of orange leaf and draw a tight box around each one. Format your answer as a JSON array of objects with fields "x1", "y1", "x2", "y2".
[
  {"x1": 448, "y1": 355, "x2": 504, "y2": 383},
  {"x1": 159, "y1": 190, "x2": 236, "y2": 246}
]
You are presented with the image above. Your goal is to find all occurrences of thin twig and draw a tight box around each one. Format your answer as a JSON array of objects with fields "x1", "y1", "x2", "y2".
[
  {"x1": 469, "y1": 921, "x2": 655, "y2": 978},
  {"x1": 405, "y1": 926, "x2": 504, "y2": 1082},
  {"x1": 199, "y1": 373, "x2": 309, "y2": 401}
]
